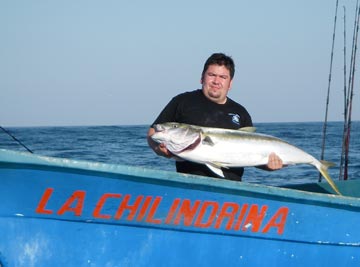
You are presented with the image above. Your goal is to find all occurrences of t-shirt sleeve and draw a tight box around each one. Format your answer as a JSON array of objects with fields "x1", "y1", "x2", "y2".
[
  {"x1": 242, "y1": 109, "x2": 253, "y2": 127},
  {"x1": 151, "y1": 96, "x2": 180, "y2": 127}
]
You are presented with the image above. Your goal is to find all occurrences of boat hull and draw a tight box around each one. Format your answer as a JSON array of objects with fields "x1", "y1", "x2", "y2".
[{"x1": 0, "y1": 149, "x2": 359, "y2": 266}]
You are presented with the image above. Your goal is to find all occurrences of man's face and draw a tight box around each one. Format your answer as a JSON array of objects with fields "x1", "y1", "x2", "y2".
[{"x1": 201, "y1": 64, "x2": 233, "y2": 104}]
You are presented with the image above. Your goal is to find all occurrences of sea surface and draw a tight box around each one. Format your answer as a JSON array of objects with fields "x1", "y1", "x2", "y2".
[{"x1": 0, "y1": 121, "x2": 359, "y2": 186}]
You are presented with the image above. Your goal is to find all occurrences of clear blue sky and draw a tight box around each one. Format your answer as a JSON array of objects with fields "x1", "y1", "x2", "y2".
[{"x1": 1, "y1": 0, "x2": 359, "y2": 126}]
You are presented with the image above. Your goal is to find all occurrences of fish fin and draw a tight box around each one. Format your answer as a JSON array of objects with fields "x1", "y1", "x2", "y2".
[
  {"x1": 238, "y1": 126, "x2": 256, "y2": 132},
  {"x1": 320, "y1": 160, "x2": 336, "y2": 168},
  {"x1": 202, "y1": 135, "x2": 215, "y2": 146},
  {"x1": 318, "y1": 161, "x2": 341, "y2": 195},
  {"x1": 205, "y1": 163, "x2": 225, "y2": 177}
]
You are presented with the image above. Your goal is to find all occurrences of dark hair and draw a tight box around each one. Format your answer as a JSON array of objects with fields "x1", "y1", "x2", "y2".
[{"x1": 201, "y1": 53, "x2": 235, "y2": 80}]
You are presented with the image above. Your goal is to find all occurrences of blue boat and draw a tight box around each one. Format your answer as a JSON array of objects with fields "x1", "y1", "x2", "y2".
[{"x1": 0, "y1": 148, "x2": 359, "y2": 267}]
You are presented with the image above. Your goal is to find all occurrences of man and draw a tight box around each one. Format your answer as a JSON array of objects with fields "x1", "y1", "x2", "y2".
[{"x1": 147, "y1": 53, "x2": 283, "y2": 181}]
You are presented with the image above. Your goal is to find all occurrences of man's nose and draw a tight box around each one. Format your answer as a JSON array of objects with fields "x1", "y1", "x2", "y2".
[{"x1": 212, "y1": 76, "x2": 220, "y2": 84}]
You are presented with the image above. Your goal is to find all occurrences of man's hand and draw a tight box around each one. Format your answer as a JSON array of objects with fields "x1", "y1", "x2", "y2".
[
  {"x1": 154, "y1": 143, "x2": 172, "y2": 158},
  {"x1": 266, "y1": 152, "x2": 283, "y2": 170}
]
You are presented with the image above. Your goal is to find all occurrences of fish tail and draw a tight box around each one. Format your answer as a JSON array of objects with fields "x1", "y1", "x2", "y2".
[{"x1": 318, "y1": 160, "x2": 342, "y2": 195}]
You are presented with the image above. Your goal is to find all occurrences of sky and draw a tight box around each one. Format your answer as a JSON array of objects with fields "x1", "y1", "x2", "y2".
[{"x1": 1, "y1": 0, "x2": 360, "y2": 127}]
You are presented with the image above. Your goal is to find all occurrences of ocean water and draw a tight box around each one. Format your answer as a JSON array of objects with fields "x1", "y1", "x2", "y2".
[{"x1": 0, "y1": 121, "x2": 359, "y2": 186}]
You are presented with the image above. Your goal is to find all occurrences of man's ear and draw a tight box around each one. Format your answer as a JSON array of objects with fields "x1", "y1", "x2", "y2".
[{"x1": 229, "y1": 79, "x2": 233, "y2": 90}]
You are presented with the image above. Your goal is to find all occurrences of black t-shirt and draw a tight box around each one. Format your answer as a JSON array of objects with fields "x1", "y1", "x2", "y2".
[{"x1": 152, "y1": 89, "x2": 253, "y2": 181}]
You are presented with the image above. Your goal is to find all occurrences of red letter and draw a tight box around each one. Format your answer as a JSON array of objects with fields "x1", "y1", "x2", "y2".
[
  {"x1": 57, "y1": 190, "x2": 86, "y2": 216},
  {"x1": 114, "y1": 195, "x2": 143, "y2": 220},
  {"x1": 215, "y1": 202, "x2": 239, "y2": 230},
  {"x1": 194, "y1": 201, "x2": 219, "y2": 228},
  {"x1": 36, "y1": 188, "x2": 54, "y2": 214},
  {"x1": 145, "y1": 196, "x2": 163, "y2": 224},
  {"x1": 136, "y1": 196, "x2": 153, "y2": 222},
  {"x1": 242, "y1": 204, "x2": 268, "y2": 232},
  {"x1": 93, "y1": 193, "x2": 122, "y2": 219},
  {"x1": 165, "y1": 198, "x2": 181, "y2": 224},
  {"x1": 262, "y1": 207, "x2": 289, "y2": 235},
  {"x1": 173, "y1": 199, "x2": 201, "y2": 226},
  {"x1": 233, "y1": 204, "x2": 248, "y2": 231}
]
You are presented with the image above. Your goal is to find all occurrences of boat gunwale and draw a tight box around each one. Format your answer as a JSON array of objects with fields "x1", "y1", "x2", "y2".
[{"x1": 1, "y1": 149, "x2": 360, "y2": 210}]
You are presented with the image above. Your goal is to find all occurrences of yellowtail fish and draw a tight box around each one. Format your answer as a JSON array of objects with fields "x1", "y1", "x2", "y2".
[{"x1": 151, "y1": 122, "x2": 341, "y2": 195}]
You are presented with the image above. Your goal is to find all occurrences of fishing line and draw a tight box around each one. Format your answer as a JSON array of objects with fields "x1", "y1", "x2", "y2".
[{"x1": 0, "y1": 126, "x2": 33, "y2": 153}]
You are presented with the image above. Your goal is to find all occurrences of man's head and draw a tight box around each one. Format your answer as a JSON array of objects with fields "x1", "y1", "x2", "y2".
[
  {"x1": 201, "y1": 53, "x2": 235, "y2": 81},
  {"x1": 201, "y1": 53, "x2": 235, "y2": 104}
]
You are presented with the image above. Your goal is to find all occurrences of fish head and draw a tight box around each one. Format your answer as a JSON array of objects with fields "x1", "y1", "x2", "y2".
[{"x1": 151, "y1": 122, "x2": 201, "y2": 154}]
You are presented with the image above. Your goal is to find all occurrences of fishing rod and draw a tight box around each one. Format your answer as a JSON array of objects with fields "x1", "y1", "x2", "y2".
[
  {"x1": 0, "y1": 126, "x2": 33, "y2": 154},
  {"x1": 344, "y1": 0, "x2": 360, "y2": 180},
  {"x1": 339, "y1": 0, "x2": 360, "y2": 180},
  {"x1": 339, "y1": 5, "x2": 349, "y2": 180},
  {"x1": 319, "y1": 0, "x2": 339, "y2": 182}
]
